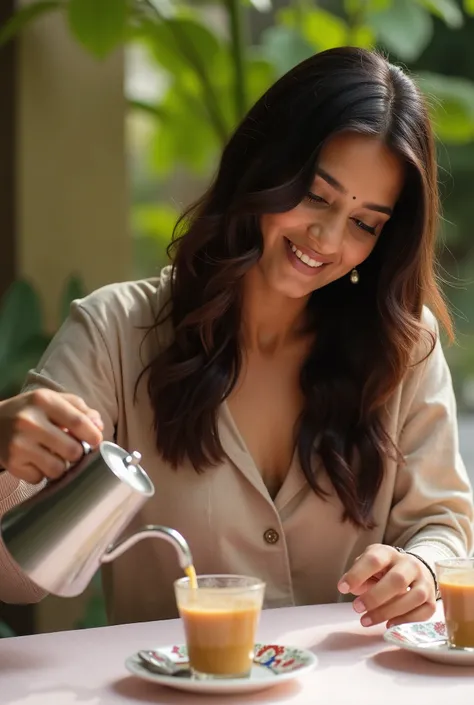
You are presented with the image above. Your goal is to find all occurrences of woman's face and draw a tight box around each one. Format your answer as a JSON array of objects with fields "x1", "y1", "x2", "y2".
[{"x1": 259, "y1": 132, "x2": 405, "y2": 299}]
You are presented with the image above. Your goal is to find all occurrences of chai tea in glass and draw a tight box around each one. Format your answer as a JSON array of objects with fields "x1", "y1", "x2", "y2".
[
  {"x1": 436, "y1": 558, "x2": 474, "y2": 649},
  {"x1": 174, "y1": 574, "x2": 265, "y2": 679}
]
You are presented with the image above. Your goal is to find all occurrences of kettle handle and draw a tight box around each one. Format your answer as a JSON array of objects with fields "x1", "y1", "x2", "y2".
[{"x1": 101, "y1": 524, "x2": 194, "y2": 570}]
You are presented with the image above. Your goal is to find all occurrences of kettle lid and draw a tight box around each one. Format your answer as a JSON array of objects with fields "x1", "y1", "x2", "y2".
[{"x1": 100, "y1": 441, "x2": 155, "y2": 497}]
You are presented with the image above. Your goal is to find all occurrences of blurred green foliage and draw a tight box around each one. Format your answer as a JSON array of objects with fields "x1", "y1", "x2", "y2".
[{"x1": 0, "y1": 276, "x2": 86, "y2": 401}]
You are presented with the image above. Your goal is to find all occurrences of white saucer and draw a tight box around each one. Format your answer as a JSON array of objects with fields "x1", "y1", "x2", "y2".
[
  {"x1": 384, "y1": 620, "x2": 474, "y2": 666},
  {"x1": 125, "y1": 642, "x2": 317, "y2": 695}
]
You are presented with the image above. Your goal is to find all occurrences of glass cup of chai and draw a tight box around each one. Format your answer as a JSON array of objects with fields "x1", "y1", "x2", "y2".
[
  {"x1": 174, "y1": 574, "x2": 266, "y2": 679},
  {"x1": 436, "y1": 558, "x2": 474, "y2": 650}
]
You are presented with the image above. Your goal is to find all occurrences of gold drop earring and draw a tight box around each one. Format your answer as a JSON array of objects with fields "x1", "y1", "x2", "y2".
[{"x1": 350, "y1": 268, "x2": 359, "y2": 284}]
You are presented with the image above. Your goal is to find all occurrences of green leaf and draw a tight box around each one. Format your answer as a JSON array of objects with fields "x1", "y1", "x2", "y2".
[
  {"x1": 417, "y1": 0, "x2": 464, "y2": 28},
  {"x1": 345, "y1": 0, "x2": 390, "y2": 10},
  {"x1": 59, "y1": 275, "x2": 86, "y2": 323},
  {"x1": 128, "y1": 99, "x2": 169, "y2": 121},
  {"x1": 0, "y1": 1, "x2": 63, "y2": 46},
  {"x1": 260, "y1": 25, "x2": 314, "y2": 76},
  {"x1": 464, "y1": 0, "x2": 474, "y2": 14},
  {"x1": 135, "y1": 14, "x2": 228, "y2": 139},
  {"x1": 67, "y1": 0, "x2": 127, "y2": 59},
  {"x1": 0, "y1": 280, "x2": 43, "y2": 368},
  {"x1": 416, "y1": 71, "x2": 474, "y2": 143},
  {"x1": 368, "y1": 0, "x2": 433, "y2": 62},
  {"x1": 149, "y1": 84, "x2": 219, "y2": 175},
  {"x1": 137, "y1": 16, "x2": 223, "y2": 77},
  {"x1": 348, "y1": 24, "x2": 376, "y2": 49},
  {"x1": 278, "y1": 7, "x2": 349, "y2": 52},
  {"x1": 0, "y1": 335, "x2": 52, "y2": 399},
  {"x1": 132, "y1": 203, "x2": 176, "y2": 277},
  {"x1": 245, "y1": 55, "x2": 276, "y2": 105},
  {"x1": 132, "y1": 202, "x2": 178, "y2": 243}
]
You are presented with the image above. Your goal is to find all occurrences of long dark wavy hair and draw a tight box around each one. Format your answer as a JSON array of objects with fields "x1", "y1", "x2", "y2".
[{"x1": 139, "y1": 46, "x2": 453, "y2": 529}]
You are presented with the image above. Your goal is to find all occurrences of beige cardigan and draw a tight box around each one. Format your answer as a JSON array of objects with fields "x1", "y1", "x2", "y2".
[{"x1": 0, "y1": 266, "x2": 472, "y2": 624}]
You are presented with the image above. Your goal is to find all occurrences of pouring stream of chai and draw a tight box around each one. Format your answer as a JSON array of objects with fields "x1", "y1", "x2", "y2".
[{"x1": 185, "y1": 564, "x2": 198, "y2": 589}]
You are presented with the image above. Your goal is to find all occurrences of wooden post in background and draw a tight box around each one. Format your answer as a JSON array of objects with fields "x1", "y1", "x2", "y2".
[{"x1": 16, "y1": 1, "x2": 131, "y2": 334}]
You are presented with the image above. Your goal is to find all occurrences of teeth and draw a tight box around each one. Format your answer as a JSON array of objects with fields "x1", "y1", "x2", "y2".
[{"x1": 289, "y1": 241, "x2": 323, "y2": 268}]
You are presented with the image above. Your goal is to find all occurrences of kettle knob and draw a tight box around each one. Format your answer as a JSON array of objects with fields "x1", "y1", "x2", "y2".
[{"x1": 123, "y1": 451, "x2": 142, "y2": 468}]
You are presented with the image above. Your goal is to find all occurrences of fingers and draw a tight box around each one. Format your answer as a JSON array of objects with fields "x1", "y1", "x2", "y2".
[
  {"x1": 27, "y1": 390, "x2": 103, "y2": 447},
  {"x1": 351, "y1": 561, "x2": 419, "y2": 618},
  {"x1": 359, "y1": 579, "x2": 434, "y2": 627},
  {"x1": 12, "y1": 462, "x2": 45, "y2": 485},
  {"x1": 347, "y1": 574, "x2": 385, "y2": 596},
  {"x1": 8, "y1": 433, "x2": 69, "y2": 482},
  {"x1": 387, "y1": 601, "x2": 437, "y2": 629},
  {"x1": 27, "y1": 417, "x2": 87, "y2": 464},
  {"x1": 1, "y1": 389, "x2": 105, "y2": 483},
  {"x1": 61, "y1": 393, "x2": 104, "y2": 431},
  {"x1": 338, "y1": 544, "x2": 394, "y2": 595},
  {"x1": 21, "y1": 437, "x2": 70, "y2": 480},
  {"x1": 339, "y1": 544, "x2": 437, "y2": 629}
]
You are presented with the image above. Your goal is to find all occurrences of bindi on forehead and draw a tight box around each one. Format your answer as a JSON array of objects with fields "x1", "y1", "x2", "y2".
[{"x1": 315, "y1": 167, "x2": 394, "y2": 215}]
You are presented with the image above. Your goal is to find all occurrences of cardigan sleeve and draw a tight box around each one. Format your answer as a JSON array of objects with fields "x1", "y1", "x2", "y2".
[{"x1": 384, "y1": 309, "x2": 474, "y2": 575}]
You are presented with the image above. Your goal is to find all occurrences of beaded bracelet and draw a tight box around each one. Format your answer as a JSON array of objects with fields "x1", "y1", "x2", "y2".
[{"x1": 394, "y1": 547, "x2": 441, "y2": 600}]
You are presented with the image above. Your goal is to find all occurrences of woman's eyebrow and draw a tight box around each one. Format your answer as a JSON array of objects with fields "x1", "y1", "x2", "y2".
[
  {"x1": 316, "y1": 167, "x2": 347, "y2": 194},
  {"x1": 315, "y1": 168, "x2": 393, "y2": 216}
]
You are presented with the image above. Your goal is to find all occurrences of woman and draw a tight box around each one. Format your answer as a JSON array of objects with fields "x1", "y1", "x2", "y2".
[{"x1": 0, "y1": 47, "x2": 472, "y2": 629}]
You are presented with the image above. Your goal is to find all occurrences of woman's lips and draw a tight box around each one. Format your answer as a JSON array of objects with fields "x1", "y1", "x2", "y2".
[
  {"x1": 284, "y1": 238, "x2": 329, "y2": 276},
  {"x1": 286, "y1": 238, "x2": 333, "y2": 265}
]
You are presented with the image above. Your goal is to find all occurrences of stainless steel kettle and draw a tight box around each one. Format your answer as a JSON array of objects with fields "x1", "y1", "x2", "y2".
[{"x1": 0, "y1": 441, "x2": 193, "y2": 597}]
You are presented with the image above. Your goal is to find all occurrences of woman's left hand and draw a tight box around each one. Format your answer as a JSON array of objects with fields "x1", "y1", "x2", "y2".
[{"x1": 337, "y1": 544, "x2": 437, "y2": 628}]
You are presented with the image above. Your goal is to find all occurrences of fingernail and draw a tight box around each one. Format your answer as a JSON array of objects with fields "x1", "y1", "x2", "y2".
[
  {"x1": 361, "y1": 615, "x2": 373, "y2": 627},
  {"x1": 353, "y1": 598, "x2": 366, "y2": 614},
  {"x1": 338, "y1": 581, "x2": 350, "y2": 594}
]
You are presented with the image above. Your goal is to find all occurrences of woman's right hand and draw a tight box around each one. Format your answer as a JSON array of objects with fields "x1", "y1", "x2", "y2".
[{"x1": 0, "y1": 389, "x2": 104, "y2": 484}]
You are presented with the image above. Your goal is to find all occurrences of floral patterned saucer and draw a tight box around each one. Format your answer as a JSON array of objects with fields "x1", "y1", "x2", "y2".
[
  {"x1": 125, "y1": 643, "x2": 317, "y2": 694},
  {"x1": 384, "y1": 620, "x2": 474, "y2": 666}
]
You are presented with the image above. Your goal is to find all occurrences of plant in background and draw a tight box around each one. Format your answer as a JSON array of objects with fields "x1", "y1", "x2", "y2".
[
  {"x1": 3, "y1": 0, "x2": 474, "y2": 274},
  {"x1": 0, "y1": 275, "x2": 86, "y2": 400},
  {"x1": 3, "y1": 1, "x2": 474, "y2": 150}
]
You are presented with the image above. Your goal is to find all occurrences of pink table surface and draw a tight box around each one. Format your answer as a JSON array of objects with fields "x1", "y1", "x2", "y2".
[{"x1": 0, "y1": 602, "x2": 472, "y2": 705}]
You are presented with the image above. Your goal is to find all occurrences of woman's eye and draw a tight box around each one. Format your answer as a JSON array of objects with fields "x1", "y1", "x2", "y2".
[
  {"x1": 351, "y1": 218, "x2": 377, "y2": 236},
  {"x1": 303, "y1": 193, "x2": 379, "y2": 236},
  {"x1": 305, "y1": 192, "x2": 327, "y2": 205}
]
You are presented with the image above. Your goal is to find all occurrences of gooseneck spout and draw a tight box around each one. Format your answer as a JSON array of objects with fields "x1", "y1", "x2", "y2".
[{"x1": 101, "y1": 524, "x2": 194, "y2": 570}]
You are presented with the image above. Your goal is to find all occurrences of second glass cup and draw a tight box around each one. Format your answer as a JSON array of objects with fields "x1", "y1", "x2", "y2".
[
  {"x1": 436, "y1": 558, "x2": 474, "y2": 650},
  {"x1": 174, "y1": 574, "x2": 266, "y2": 679}
]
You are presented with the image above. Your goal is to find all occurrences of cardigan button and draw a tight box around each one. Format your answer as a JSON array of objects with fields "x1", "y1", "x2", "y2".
[{"x1": 263, "y1": 528, "x2": 280, "y2": 545}]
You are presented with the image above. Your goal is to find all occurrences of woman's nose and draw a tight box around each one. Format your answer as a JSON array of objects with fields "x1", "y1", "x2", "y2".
[{"x1": 308, "y1": 218, "x2": 345, "y2": 255}]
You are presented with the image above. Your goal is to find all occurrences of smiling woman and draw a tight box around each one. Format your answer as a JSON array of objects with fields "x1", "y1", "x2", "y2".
[
  {"x1": 259, "y1": 132, "x2": 404, "y2": 297},
  {"x1": 0, "y1": 47, "x2": 472, "y2": 633},
  {"x1": 149, "y1": 46, "x2": 449, "y2": 520}
]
